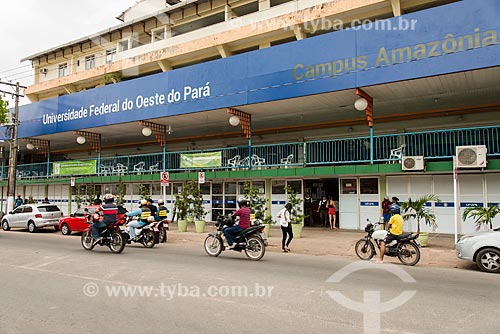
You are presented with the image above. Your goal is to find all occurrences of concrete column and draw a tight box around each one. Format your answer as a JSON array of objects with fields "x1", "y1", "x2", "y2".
[{"x1": 259, "y1": 0, "x2": 270, "y2": 11}]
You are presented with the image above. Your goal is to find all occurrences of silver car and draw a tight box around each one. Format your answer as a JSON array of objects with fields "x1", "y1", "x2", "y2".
[
  {"x1": 2, "y1": 204, "x2": 63, "y2": 233},
  {"x1": 456, "y1": 230, "x2": 500, "y2": 273}
]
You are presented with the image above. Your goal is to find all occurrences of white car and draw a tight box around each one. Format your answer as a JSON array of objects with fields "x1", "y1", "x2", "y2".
[
  {"x1": 456, "y1": 229, "x2": 500, "y2": 273},
  {"x1": 2, "y1": 204, "x2": 64, "y2": 233}
]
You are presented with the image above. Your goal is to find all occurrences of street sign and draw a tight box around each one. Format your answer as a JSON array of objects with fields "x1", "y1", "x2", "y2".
[
  {"x1": 160, "y1": 172, "x2": 170, "y2": 184},
  {"x1": 70, "y1": 177, "x2": 75, "y2": 186},
  {"x1": 198, "y1": 172, "x2": 205, "y2": 184}
]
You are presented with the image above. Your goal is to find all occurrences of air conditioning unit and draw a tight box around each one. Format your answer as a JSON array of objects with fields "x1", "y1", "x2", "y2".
[
  {"x1": 402, "y1": 156, "x2": 425, "y2": 171},
  {"x1": 456, "y1": 145, "x2": 487, "y2": 168},
  {"x1": 40, "y1": 68, "x2": 48, "y2": 74}
]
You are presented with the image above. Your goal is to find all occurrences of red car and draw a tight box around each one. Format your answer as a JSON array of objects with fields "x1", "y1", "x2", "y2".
[{"x1": 58, "y1": 205, "x2": 126, "y2": 235}]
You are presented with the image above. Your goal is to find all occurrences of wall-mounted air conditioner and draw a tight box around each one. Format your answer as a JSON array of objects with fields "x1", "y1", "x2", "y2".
[
  {"x1": 456, "y1": 145, "x2": 487, "y2": 168},
  {"x1": 402, "y1": 156, "x2": 425, "y2": 171},
  {"x1": 40, "y1": 68, "x2": 48, "y2": 74}
]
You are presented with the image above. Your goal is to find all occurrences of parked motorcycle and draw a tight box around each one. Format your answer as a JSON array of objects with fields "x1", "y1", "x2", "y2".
[
  {"x1": 81, "y1": 213, "x2": 127, "y2": 254},
  {"x1": 355, "y1": 219, "x2": 421, "y2": 266},
  {"x1": 204, "y1": 213, "x2": 268, "y2": 261},
  {"x1": 123, "y1": 216, "x2": 159, "y2": 248}
]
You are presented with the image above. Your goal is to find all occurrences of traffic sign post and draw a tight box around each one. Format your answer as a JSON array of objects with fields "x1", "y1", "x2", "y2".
[
  {"x1": 198, "y1": 172, "x2": 205, "y2": 184},
  {"x1": 160, "y1": 172, "x2": 170, "y2": 184}
]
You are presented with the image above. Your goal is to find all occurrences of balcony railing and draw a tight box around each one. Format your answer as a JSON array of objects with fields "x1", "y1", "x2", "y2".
[{"x1": 6, "y1": 125, "x2": 500, "y2": 180}]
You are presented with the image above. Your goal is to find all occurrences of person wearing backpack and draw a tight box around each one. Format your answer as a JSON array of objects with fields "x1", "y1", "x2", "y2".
[{"x1": 277, "y1": 203, "x2": 293, "y2": 253}]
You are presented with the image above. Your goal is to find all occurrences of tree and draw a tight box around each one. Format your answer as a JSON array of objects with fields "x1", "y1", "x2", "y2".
[
  {"x1": 462, "y1": 205, "x2": 500, "y2": 230},
  {"x1": 401, "y1": 194, "x2": 440, "y2": 231},
  {"x1": 0, "y1": 95, "x2": 9, "y2": 124},
  {"x1": 284, "y1": 184, "x2": 304, "y2": 224},
  {"x1": 243, "y1": 181, "x2": 274, "y2": 225}
]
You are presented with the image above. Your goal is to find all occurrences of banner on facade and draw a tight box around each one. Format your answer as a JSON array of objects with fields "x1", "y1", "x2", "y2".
[
  {"x1": 180, "y1": 152, "x2": 222, "y2": 168},
  {"x1": 52, "y1": 160, "x2": 96, "y2": 175}
]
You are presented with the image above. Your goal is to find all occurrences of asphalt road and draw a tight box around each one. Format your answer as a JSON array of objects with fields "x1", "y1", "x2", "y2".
[{"x1": 0, "y1": 230, "x2": 499, "y2": 334}]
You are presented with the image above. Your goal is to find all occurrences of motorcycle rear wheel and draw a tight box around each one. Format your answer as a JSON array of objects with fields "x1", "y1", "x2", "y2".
[
  {"x1": 142, "y1": 230, "x2": 156, "y2": 248},
  {"x1": 204, "y1": 235, "x2": 222, "y2": 257},
  {"x1": 108, "y1": 231, "x2": 126, "y2": 254},
  {"x1": 159, "y1": 227, "x2": 167, "y2": 243},
  {"x1": 81, "y1": 230, "x2": 95, "y2": 251},
  {"x1": 397, "y1": 242, "x2": 420, "y2": 266},
  {"x1": 355, "y1": 239, "x2": 375, "y2": 260},
  {"x1": 245, "y1": 236, "x2": 265, "y2": 261}
]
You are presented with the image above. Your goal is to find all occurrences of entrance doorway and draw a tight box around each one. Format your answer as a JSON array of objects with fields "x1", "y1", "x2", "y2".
[{"x1": 303, "y1": 178, "x2": 339, "y2": 227}]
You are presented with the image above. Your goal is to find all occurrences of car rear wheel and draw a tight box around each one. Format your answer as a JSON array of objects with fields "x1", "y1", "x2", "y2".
[
  {"x1": 61, "y1": 223, "x2": 71, "y2": 235},
  {"x1": 476, "y1": 248, "x2": 500, "y2": 273},
  {"x1": 28, "y1": 221, "x2": 37, "y2": 233},
  {"x1": 2, "y1": 220, "x2": 10, "y2": 231}
]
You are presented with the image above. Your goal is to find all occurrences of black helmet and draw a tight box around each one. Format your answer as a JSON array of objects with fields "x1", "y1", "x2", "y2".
[
  {"x1": 237, "y1": 197, "x2": 248, "y2": 207},
  {"x1": 389, "y1": 203, "x2": 401, "y2": 214}
]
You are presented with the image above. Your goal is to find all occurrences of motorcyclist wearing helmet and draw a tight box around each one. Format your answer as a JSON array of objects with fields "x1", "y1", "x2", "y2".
[
  {"x1": 146, "y1": 198, "x2": 158, "y2": 221},
  {"x1": 126, "y1": 199, "x2": 152, "y2": 240},
  {"x1": 378, "y1": 203, "x2": 404, "y2": 263},
  {"x1": 224, "y1": 197, "x2": 251, "y2": 248},
  {"x1": 93, "y1": 193, "x2": 118, "y2": 241},
  {"x1": 157, "y1": 199, "x2": 170, "y2": 221}
]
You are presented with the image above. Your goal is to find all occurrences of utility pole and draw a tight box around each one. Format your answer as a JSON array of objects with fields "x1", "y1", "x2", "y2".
[{"x1": 0, "y1": 81, "x2": 26, "y2": 213}]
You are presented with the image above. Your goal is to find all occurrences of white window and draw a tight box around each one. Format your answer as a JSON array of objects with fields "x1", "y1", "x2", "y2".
[
  {"x1": 85, "y1": 55, "x2": 95, "y2": 70},
  {"x1": 58, "y1": 63, "x2": 68, "y2": 77},
  {"x1": 151, "y1": 27, "x2": 166, "y2": 42},
  {"x1": 106, "y1": 49, "x2": 116, "y2": 64},
  {"x1": 118, "y1": 39, "x2": 130, "y2": 52}
]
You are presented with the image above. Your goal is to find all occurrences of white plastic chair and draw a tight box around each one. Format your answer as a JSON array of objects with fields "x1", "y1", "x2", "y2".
[
  {"x1": 227, "y1": 155, "x2": 241, "y2": 170},
  {"x1": 112, "y1": 163, "x2": 128, "y2": 174},
  {"x1": 251, "y1": 154, "x2": 265, "y2": 167},
  {"x1": 149, "y1": 162, "x2": 160, "y2": 173},
  {"x1": 389, "y1": 144, "x2": 406, "y2": 163},
  {"x1": 133, "y1": 161, "x2": 146, "y2": 174},
  {"x1": 239, "y1": 156, "x2": 250, "y2": 168},
  {"x1": 280, "y1": 154, "x2": 294, "y2": 168},
  {"x1": 100, "y1": 165, "x2": 112, "y2": 175}
]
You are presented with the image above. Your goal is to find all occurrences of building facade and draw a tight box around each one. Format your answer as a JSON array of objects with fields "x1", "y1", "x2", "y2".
[{"x1": 2, "y1": 0, "x2": 500, "y2": 234}]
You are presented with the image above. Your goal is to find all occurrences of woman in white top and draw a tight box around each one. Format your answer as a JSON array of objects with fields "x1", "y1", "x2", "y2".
[{"x1": 278, "y1": 203, "x2": 293, "y2": 252}]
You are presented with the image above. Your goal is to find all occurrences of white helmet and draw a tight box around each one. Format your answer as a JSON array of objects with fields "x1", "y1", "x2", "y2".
[
  {"x1": 158, "y1": 199, "x2": 165, "y2": 205},
  {"x1": 140, "y1": 199, "x2": 148, "y2": 206}
]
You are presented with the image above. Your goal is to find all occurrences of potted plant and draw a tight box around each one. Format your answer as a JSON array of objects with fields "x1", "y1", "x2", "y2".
[
  {"x1": 175, "y1": 185, "x2": 191, "y2": 232},
  {"x1": 243, "y1": 182, "x2": 275, "y2": 236},
  {"x1": 188, "y1": 181, "x2": 207, "y2": 233},
  {"x1": 462, "y1": 204, "x2": 500, "y2": 231},
  {"x1": 401, "y1": 194, "x2": 440, "y2": 247},
  {"x1": 284, "y1": 185, "x2": 305, "y2": 238}
]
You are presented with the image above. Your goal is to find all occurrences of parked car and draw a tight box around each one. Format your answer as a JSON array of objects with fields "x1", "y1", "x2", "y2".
[
  {"x1": 2, "y1": 204, "x2": 64, "y2": 233},
  {"x1": 456, "y1": 229, "x2": 500, "y2": 273},
  {"x1": 58, "y1": 205, "x2": 126, "y2": 235}
]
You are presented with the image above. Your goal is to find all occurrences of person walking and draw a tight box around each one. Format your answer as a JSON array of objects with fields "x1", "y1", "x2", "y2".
[
  {"x1": 318, "y1": 195, "x2": 328, "y2": 227},
  {"x1": 327, "y1": 196, "x2": 337, "y2": 229},
  {"x1": 278, "y1": 203, "x2": 293, "y2": 252}
]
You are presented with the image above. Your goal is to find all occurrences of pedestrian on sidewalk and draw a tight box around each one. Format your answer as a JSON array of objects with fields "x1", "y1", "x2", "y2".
[
  {"x1": 303, "y1": 193, "x2": 313, "y2": 226},
  {"x1": 278, "y1": 203, "x2": 293, "y2": 252},
  {"x1": 327, "y1": 196, "x2": 337, "y2": 229},
  {"x1": 318, "y1": 195, "x2": 328, "y2": 227},
  {"x1": 382, "y1": 196, "x2": 391, "y2": 224}
]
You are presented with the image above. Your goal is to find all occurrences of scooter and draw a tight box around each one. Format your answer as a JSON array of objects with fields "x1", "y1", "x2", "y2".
[
  {"x1": 81, "y1": 213, "x2": 128, "y2": 254},
  {"x1": 204, "y1": 213, "x2": 267, "y2": 261},
  {"x1": 123, "y1": 216, "x2": 159, "y2": 248},
  {"x1": 355, "y1": 219, "x2": 421, "y2": 266}
]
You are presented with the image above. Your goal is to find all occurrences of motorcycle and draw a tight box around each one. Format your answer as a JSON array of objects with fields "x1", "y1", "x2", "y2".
[
  {"x1": 81, "y1": 213, "x2": 128, "y2": 254},
  {"x1": 204, "y1": 213, "x2": 268, "y2": 261},
  {"x1": 158, "y1": 218, "x2": 169, "y2": 243},
  {"x1": 355, "y1": 219, "x2": 421, "y2": 266},
  {"x1": 123, "y1": 216, "x2": 159, "y2": 248}
]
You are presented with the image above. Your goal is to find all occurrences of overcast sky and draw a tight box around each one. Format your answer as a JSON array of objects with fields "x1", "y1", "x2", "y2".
[{"x1": 0, "y1": 0, "x2": 136, "y2": 105}]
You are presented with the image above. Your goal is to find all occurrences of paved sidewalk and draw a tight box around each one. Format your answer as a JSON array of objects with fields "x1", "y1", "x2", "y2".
[{"x1": 167, "y1": 223, "x2": 472, "y2": 270}]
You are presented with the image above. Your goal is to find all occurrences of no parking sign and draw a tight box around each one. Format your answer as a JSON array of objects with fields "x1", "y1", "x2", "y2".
[
  {"x1": 160, "y1": 172, "x2": 169, "y2": 184},
  {"x1": 198, "y1": 172, "x2": 205, "y2": 184}
]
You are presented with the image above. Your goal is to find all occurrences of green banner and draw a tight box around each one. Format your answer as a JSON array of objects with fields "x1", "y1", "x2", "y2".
[
  {"x1": 180, "y1": 152, "x2": 222, "y2": 168},
  {"x1": 52, "y1": 160, "x2": 96, "y2": 175}
]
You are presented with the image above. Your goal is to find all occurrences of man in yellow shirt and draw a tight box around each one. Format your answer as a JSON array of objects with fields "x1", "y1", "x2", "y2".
[{"x1": 378, "y1": 204, "x2": 403, "y2": 263}]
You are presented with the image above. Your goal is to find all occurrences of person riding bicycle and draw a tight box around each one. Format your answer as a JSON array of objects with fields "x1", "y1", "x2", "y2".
[
  {"x1": 378, "y1": 203, "x2": 404, "y2": 264},
  {"x1": 93, "y1": 193, "x2": 118, "y2": 241},
  {"x1": 126, "y1": 199, "x2": 152, "y2": 241},
  {"x1": 224, "y1": 197, "x2": 251, "y2": 249},
  {"x1": 157, "y1": 199, "x2": 170, "y2": 221}
]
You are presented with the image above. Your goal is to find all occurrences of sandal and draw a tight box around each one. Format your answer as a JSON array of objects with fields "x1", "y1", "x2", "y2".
[
  {"x1": 282, "y1": 249, "x2": 289, "y2": 253},
  {"x1": 285, "y1": 247, "x2": 291, "y2": 252}
]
